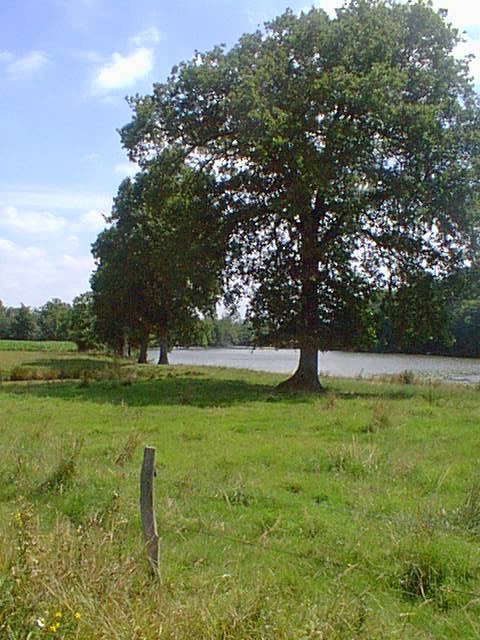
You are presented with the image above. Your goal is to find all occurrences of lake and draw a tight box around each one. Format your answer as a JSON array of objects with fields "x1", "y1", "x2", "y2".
[{"x1": 148, "y1": 347, "x2": 480, "y2": 384}]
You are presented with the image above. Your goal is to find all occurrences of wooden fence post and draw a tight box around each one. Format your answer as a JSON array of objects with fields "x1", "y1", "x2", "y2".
[{"x1": 140, "y1": 446, "x2": 159, "y2": 574}]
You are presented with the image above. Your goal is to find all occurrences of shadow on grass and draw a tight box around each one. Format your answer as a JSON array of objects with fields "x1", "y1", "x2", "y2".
[
  {"x1": 334, "y1": 388, "x2": 416, "y2": 401},
  {"x1": 0, "y1": 368, "x2": 417, "y2": 408},
  {"x1": 23, "y1": 358, "x2": 113, "y2": 370},
  {"x1": 1, "y1": 375, "x2": 278, "y2": 408}
]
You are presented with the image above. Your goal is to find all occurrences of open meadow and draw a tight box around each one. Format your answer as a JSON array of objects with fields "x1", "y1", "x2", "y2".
[{"x1": 1, "y1": 347, "x2": 480, "y2": 639}]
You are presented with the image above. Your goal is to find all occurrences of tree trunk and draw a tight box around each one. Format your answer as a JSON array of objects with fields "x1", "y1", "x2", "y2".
[
  {"x1": 278, "y1": 193, "x2": 324, "y2": 392},
  {"x1": 158, "y1": 337, "x2": 169, "y2": 365},
  {"x1": 138, "y1": 334, "x2": 149, "y2": 364},
  {"x1": 278, "y1": 344, "x2": 322, "y2": 391}
]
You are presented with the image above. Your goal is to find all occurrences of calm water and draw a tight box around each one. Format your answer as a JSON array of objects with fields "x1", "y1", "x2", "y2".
[{"x1": 148, "y1": 347, "x2": 480, "y2": 384}]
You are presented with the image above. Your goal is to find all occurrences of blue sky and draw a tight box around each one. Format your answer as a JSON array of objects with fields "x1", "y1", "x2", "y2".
[{"x1": 1, "y1": 0, "x2": 479, "y2": 308}]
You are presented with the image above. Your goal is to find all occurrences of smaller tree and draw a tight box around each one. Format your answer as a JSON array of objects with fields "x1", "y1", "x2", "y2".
[{"x1": 91, "y1": 150, "x2": 226, "y2": 363}]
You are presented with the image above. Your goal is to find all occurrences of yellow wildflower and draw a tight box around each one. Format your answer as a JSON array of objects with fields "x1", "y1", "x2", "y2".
[
  {"x1": 54, "y1": 611, "x2": 62, "y2": 618},
  {"x1": 74, "y1": 611, "x2": 81, "y2": 620}
]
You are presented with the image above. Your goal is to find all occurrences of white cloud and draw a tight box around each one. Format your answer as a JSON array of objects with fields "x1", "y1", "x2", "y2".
[
  {"x1": 61, "y1": 253, "x2": 94, "y2": 270},
  {"x1": 0, "y1": 51, "x2": 14, "y2": 62},
  {"x1": 114, "y1": 161, "x2": 138, "y2": 177},
  {"x1": 6, "y1": 51, "x2": 49, "y2": 77},
  {"x1": 92, "y1": 47, "x2": 154, "y2": 93},
  {"x1": 0, "y1": 188, "x2": 111, "y2": 306},
  {"x1": 298, "y1": 1, "x2": 338, "y2": 17},
  {"x1": 0, "y1": 236, "x2": 95, "y2": 307},
  {"x1": 0, "y1": 206, "x2": 67, "y2": 235},
  {"x1": 0, "y1": 237, "x2": 17, "y2": 253},
  {"x1": 75, "y1": 209, "x2": 106, "y2": 233},
  {"x1": 0, "y1": 204, "x2": 106, "y2": 243},
  {"x1": 430, "y1": 0, "x2": 480, "y2": 31},
  {"x1": 129, "y1": 27, "x2": 162, "y2": 47},
  {"x1": 65, "y1": 235, "x2": 81, "y2": 250},
  {"x1": 0, "y1": 188, "x2": 111, "y2": 212}
]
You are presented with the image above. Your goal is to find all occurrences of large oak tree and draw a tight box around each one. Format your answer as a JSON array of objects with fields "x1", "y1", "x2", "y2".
[{"x1": 121, "y1": 0, "x2": 479, "y2": 389}]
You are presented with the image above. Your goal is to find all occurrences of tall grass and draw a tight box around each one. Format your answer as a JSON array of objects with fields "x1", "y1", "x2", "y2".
[{"x1": 1, "y1": 353, "x2": 480, "y2": 638}]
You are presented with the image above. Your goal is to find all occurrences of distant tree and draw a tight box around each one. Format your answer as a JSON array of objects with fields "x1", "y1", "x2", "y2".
[
  {"x1": 236, "y1": 319, "x2": 254, "y2": 346},
  {"x1": 122, "y1": 1, "x2": 480, "y2": 389},
  {"x1": 180, "y1": 317, "x2": 215, "y2": 347},
  {"x1": 372, "y1": 275, "x2": 455, "y2": 354},
  {"x1": 450, "y1": 300, "x2": 480, "y2": 357},
  {"x1": 204, "y1": 315, "x2": 252, "y2": 347},
  {"x1": 69, "y1": 293, "x2": 98, "y2": 351},
  {"x1": 211, "y1": 316, "x2": 237, "y2": 347},
  {"x1": 0, "y1": 300, "x2": 11, "y2": 339},
  {"x1": 10, "y1": 305, "x2": 36, "y2": 340},
  {"x1": 38, "y1": 298, "x2": 71, "y2": 341},
  {"x1": 181, "y1": 314, "x2": 253, "y2": 347}
]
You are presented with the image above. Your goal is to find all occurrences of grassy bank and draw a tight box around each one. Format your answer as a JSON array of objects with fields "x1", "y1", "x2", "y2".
[{"x1": 1, "y1": 352, "x2": 479, "y2": 638}]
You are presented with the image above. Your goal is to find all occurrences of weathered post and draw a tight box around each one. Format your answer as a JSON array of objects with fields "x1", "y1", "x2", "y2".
[{"x1": 140, "y1": 446, "x2": 159, "y2": 574}]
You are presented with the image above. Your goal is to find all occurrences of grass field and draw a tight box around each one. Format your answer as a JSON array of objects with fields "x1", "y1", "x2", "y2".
[
  {"x1": 0, "y1": 340, "x2": 77, "y2": 352},
  {"x1": 1, "y1": 351, "x2": 480, "y2": 639}
]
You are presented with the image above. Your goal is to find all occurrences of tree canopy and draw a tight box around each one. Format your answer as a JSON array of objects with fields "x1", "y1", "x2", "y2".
[{"x1": 121, "y1": 0, "x2": 479, "y2": 388}]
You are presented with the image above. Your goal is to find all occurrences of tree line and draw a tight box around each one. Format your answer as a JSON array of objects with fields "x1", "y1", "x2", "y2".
[
  {"x1": 0, "y1": 295, "x2": 96, "y2": 350},
  {"x1": 0, "y1": 296, "x2": 253, "y2": 351},
  {"x1": 2, "y1": 278, "x2": 480, "y2": 358}
]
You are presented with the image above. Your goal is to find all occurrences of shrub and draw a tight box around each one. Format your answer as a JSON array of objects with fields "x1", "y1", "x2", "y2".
[{"x1": 9, "y1": 367, "x2": 33, "y2": 381}]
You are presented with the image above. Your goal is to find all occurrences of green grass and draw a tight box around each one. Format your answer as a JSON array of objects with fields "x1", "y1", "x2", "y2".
[
  {"x1": 0, "y1": 340, "x2": 77, "y2": 352},
  {"x1": 1, "y1": 352, "x2": 480, "y2": 638},
  {"x1": 0, "y1": 349, "x2": 114, "y2": 382}
]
